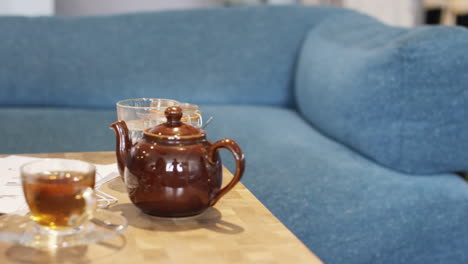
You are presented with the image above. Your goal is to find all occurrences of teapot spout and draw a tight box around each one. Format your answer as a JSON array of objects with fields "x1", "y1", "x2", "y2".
[{"x1": 109, "y1": 120, "x2": 131, "y2": 178}]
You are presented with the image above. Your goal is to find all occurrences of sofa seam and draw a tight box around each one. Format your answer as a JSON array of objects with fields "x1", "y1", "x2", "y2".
[{"x1": 397, "y1": 35, "x2": 408, "y2": 170}]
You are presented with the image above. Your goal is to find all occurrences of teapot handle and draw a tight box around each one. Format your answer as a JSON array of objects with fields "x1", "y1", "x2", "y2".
[{"x1": 208, "y1": 139, "x2": 245, "y2": 206}]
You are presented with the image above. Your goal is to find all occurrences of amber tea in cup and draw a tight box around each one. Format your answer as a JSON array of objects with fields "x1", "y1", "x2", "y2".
[{"x1": 21, "y1": 159, "x2": 96, "y2": 231}]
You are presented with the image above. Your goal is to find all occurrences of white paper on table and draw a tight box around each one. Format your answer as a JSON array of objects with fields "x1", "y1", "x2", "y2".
[{"x1": 0, "y1": 155, "x2": 120, "y2": 215}]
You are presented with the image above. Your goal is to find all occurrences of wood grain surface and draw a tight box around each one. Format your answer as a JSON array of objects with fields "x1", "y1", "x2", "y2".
[{"x1": 0, "y1": 152, "x2": 322, "y2": 264}]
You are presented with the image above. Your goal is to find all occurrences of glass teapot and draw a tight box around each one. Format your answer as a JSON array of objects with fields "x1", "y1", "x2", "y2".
[{"x1": 110, "y1": 106, "x2": 245, "y2": 217}]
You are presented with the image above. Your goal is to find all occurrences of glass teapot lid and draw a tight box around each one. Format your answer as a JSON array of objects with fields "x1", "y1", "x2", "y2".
[{"x1": 144, "y1": 106, "x2": 205, "y2": 142}]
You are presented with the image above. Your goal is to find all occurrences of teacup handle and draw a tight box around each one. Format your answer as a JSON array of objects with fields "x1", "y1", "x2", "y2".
[
  {"x1": 208, "y1": 139, "x2": 245, "y2": 206},
  {"x1": 81, "y1": 187, "x2": 97, "y2": 223}
]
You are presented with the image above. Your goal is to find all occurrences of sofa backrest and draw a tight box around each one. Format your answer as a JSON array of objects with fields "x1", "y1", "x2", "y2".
[{"x1": 0, "y1": 6, "x2": 348, "y2": 109}]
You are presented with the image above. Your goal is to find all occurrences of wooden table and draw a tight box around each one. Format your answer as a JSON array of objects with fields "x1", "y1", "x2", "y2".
[{"x1": 0, "y1": 152, "x2": 322, "y2": 264}]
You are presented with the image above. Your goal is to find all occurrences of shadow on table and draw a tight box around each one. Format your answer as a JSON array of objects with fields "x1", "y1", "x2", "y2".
[
  {"x1": 109, "y1": 203, "x2": 244, "y2": 235},
  {"x1": 107, "y1": 178, "x2": 127, "y2": 193},
  {"x1": 5, "y1": 236, "x2": 126, "y2": 264}
]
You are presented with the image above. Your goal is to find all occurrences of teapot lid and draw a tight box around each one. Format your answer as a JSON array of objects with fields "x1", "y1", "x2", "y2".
[{"x1": 144, "y1": 106, "x2": 205, "y2": 142}]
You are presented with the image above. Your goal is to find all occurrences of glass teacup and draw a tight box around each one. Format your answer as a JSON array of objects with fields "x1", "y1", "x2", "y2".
[
  {"x1": 21, "y1": 159, "x2": 96, "y2": 233},
  {"x1": 0, "y1": 158, "x2": 127, "y2": 248}
]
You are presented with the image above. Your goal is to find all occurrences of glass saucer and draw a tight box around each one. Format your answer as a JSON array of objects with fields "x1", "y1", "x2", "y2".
[{"x1": 0, "y1": 209, "x2": 127, "y2": 248}]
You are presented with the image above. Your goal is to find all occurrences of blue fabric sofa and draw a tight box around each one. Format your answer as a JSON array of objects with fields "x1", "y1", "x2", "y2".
[{"x1": 1, "y1": 6, "x2": 468, "y2": 264}]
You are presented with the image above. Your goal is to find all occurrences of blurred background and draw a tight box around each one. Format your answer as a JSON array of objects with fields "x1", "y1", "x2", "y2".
[{"x1": 0, "y1": 0, "x2": 467, "y2": 27}]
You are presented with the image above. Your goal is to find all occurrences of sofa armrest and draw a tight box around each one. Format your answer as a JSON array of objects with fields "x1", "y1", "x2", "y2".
[{"x1": 295, "y1": 11, "x2": 468, "y2": 174}]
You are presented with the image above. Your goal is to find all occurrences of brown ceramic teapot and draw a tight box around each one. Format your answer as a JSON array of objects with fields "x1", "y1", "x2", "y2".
[{"x1": 110, "y1": 106, "x2": 245, "y2": 217}]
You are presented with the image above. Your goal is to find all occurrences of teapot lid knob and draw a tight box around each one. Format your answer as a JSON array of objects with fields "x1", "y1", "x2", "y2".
[{"x1": 165, "y1": 106, "x2": 183, "y2": 127}]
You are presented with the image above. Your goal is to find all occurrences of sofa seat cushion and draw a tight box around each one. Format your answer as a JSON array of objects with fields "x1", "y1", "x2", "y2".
[
  {"x1": 202, "y1": 105, "x2": 468, "y2": 264},
  {"x1": 295, "y1": 12, "x2": 468, "y2": 174},
  {"x1": 0, "y1": 107, "x2": 116, "y2": 154},
  {"x1": 1, "y1": 105, "x2": 467, "y2": 264}
]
